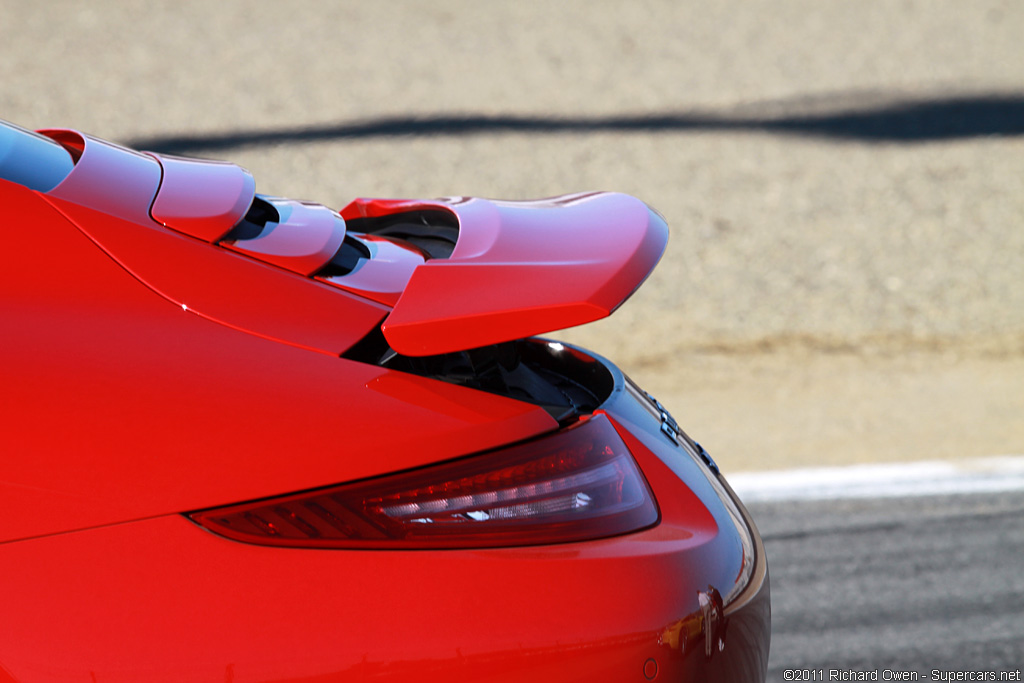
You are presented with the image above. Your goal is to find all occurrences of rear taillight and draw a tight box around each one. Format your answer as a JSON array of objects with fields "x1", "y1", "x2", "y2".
[{"x1": 189, "y1": 414, "x2": 659, "y2": 549}]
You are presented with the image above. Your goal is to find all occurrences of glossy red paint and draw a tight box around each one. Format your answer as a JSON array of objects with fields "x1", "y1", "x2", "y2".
[
  {"x1": 339, "y1": 196, "x2": 458, "y2": 221},
  {"x1": 0, "y1": 119, "x2": 768, "y2": 681},
  {"x1": 44, "y1": 196, "x2": 388, "y2": 355},
  {"x1": 1, "y1": 179, "x2": 556, "y2": 542},
  {"x1": 0, "y1": 405, "x2": 766, "y2": 683},
  {"x1": 381, "y1": 192, "x2": 669, "y2": 355}
]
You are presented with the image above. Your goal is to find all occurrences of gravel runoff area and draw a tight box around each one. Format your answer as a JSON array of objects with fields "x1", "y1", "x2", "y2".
[{"x1": 3, "y1": 1, "x2": 1021, "y2": 470}]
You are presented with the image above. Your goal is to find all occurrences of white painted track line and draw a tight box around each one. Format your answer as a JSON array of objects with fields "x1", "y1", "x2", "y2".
[{"x1": 726, "y1": 455, "x2": 1024, "y2": 503}]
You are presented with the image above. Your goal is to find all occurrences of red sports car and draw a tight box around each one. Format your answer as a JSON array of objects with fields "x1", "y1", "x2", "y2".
[{"x1": 0, "y1": 119, "x2": 769, "y2": 682}]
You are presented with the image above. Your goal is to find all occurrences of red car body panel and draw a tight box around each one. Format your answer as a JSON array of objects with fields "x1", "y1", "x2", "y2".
[
  {"x1": 48, "y1": 196, "x2": 388, "y2": 355},
  {"x1": 0, "y1": 409, "x2": 768, "y2": 683},
  {"x1": 1, "y1": 180, "x2": 556, "y2": 542},
  {"x1": 339, "y1": 196, "x2": 459, "y2": 221},
  {"x1": 32, "y1": 130, "x2": 668, "y2": 358},
  {"x1": 381, "y1": 193, "x2": 668, "y2": 356},
  {"x1": 0, "y1": 120, "x2": 769, "y2": 681}
]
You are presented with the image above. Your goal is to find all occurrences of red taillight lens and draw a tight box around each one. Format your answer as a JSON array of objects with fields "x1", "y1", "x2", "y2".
[{"x1": 189, "y1": 414, "x2": 659, "y2": 549}]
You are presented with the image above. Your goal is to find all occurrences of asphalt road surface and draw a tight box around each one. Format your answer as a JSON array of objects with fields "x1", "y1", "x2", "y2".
[{"x1": 750, "y1": 492, "x2": 1024, "y2": 679}]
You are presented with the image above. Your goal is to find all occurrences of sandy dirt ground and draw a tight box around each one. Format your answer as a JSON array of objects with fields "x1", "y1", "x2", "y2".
[{"x1": 3, "y1": 1, "x2": 1021, "y2": 471}]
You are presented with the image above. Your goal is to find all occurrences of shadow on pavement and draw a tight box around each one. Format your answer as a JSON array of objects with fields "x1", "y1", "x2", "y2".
[{"x1": 131, "y1": 93, "x2": 1024, "y2": 154}]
